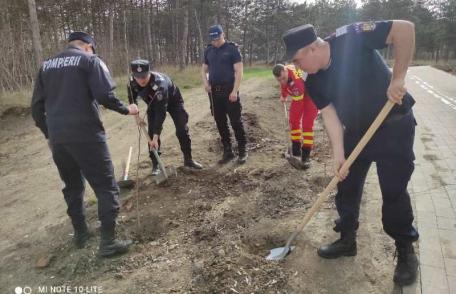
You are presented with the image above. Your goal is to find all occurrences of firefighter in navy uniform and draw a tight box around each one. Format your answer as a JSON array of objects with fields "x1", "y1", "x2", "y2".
[
  {"x1": 282, "y1": 21, "x2": 419, "y2": 285},
  {"x1": 127, "y1": 59, "x2": 203, "y2": 175},
  {"x1": 201, "y1": 25, "x2": 248, "y2": 164},
  {"x1": 31, "y1": 32, "x2": 137, "y2": 257}
]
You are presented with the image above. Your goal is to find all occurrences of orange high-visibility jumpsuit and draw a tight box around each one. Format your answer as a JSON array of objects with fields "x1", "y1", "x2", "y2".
[{"x1": 280, "y1": 65, "x2": 318, "y2": 151}]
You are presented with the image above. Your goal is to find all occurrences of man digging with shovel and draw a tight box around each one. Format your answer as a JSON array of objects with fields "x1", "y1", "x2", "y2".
[
  {"x1": 127, "y1": 59, "x2": 203, "y2": 176},
  {"x1": 272, "y1": 63, "x2": 318, "y2": 169},
  {"x1": 282, "y1": 20, "x2": 419, "y2": 286}
]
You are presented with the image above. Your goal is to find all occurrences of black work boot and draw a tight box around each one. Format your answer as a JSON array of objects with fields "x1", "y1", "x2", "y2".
[
  {"x1": 393, "y1": 242, "x2": 418, "y2": 286},
  {"x1": 218, "y1": 147, "x2": 235, "y2": 164},
  {"x1": 72, "y1": 220, "x2": 92, "y2": 249},
  {"x1": 184, "y1": 154, "x2": 203, "y2": 169},
  {"x1": 151, "y1": 162, "x2": 161, "y2": 176},
  {"x1": 317, "y1": 231, "x2": 357, "y2": 259},
  {"x1": 99, "y1": 224, "x2": 133, "y2": 257},
  {"x1": 291, "y1": 142, "x2": 302, "y2": 157},
  {"x1": 237, "y1": 145, "x2": 248, "y2": 164},
  {"x1": 301, "y1": 147, "x2": 311, "y2": 169}
]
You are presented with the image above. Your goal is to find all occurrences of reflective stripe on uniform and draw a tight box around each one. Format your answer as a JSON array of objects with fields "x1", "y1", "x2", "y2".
[
  {"x1": 291, "y1": 129, "x2": 302, "y2": 141},
  {"x1": 291, "y1": 95, "x2": 304, "y2": 101}
]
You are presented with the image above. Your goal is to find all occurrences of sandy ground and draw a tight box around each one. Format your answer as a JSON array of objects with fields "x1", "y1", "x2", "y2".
[{"x1": 0, "y1": 76, "x2": 402, "y2": 293}]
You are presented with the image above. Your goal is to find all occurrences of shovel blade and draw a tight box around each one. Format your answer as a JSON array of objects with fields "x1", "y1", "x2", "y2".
[
  {"x1": 118, "y1": 179, "x2": 136, "y2": 189},
  {"x1": 154, "y1": 166, "x2": 177, "y2": 185},
  {"x1": 265, "y1": 246, "x2": 295, "y2": 261}
]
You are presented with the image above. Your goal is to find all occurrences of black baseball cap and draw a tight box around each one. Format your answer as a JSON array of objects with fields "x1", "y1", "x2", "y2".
[
  {"x1": 130, "y1": 59, "x2": 150, "y2": 78},
  {"x1": 282, "y1": 24, "x2": 317, "y2": 61},
  {"x1": 68, "y1": 31, "x2": 97, "y2": 53}
]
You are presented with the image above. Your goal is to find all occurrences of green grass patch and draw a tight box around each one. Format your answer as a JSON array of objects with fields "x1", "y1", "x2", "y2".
[{"x1": 243, "y1": 66, "x2": 272, "y2": 80}]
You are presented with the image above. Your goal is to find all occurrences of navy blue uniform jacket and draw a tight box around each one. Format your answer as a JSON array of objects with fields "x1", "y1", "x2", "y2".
[{"x1": 31, "y1": 45, "x2": 129, "y2": 143}]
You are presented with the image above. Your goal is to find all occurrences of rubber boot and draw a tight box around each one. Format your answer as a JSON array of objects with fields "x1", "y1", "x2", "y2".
[
  {"x1": 393, "y1": 242, "x2": 418, "y2": 286},
  {"x1": 317, "y1": 231, "x2": 357, "y2": 259},
  {"x1": 99, "y1": 224, "x2": 133, "y2": 257},
  {"x1": 184, "y1": 154, "x2": 203, "y2": 169},
  {"x1": 218, "y1": 146, "x2": 235, "y2": 164},
  {"x1": 237, "y1": 145, "x2": 248, "y2": 164},
  {"x1": 72, "y1": 220, "x2": 92, "y2": 249}
]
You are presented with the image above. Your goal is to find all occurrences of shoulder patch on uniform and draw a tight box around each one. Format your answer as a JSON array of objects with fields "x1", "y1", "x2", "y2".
[
  {"x1": 155, "y1": 91, "x2": 163, "y2": 101},
  {"x1": 336, "y1": 25, "x2": 349, "y2": 37},
  {"x1": 352, "y1": 21, "x2": 376, "y2": 34}
]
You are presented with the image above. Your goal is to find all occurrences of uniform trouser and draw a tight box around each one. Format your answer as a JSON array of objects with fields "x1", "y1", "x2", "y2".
[
  {"x1": 333, "y1": 111, "x2": 419, "y2": 244},
  {"x1": 147, "y1": 103, "x2": 192, "y2": 166},
  {"x1": 210, "y1": 86, "x2": 247, "y2": 150},
  {"x1": 51, "y1": 142, "x2": 120, "y2": 228},
  {"x1": 289, "y1": 96, "x2": 318, "y2": 149}
]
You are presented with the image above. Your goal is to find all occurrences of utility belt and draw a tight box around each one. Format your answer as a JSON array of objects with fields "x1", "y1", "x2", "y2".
[{"x1": 211, "y1": 83, "x2": 234, "y2": 93}]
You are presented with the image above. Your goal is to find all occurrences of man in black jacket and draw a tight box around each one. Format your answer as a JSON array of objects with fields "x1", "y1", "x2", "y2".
[
  {"x1": 128, "y1": 59, "x2": 203, "y2": 175},
  {"x1": 31, "y1": 31, "x2": 138, "y2": 257}
]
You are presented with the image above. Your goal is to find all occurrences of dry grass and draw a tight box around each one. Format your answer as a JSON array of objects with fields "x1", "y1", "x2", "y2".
[{"x1": 0, "y1": 64, "x2": 272, "y2": 111}]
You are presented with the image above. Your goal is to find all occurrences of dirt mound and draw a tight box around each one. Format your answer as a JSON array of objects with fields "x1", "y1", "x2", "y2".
[
  {"x1": 0, "y1": 106, "x2": 30, "y2": 119},
  {"x1": 0, "y1": 77, "x2": 396, "y2": 293}
]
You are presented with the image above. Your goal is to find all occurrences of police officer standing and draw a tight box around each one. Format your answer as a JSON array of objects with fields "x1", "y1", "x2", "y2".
[
  {"x1": 282, "y1": 21, "x2": 418, "y2": 285},
  {"x1": 31, "y1": 32, "x2": 138, "y2": 257},
  {"x1": 128, "y1": 59, "x2": 203, "y2": 175},
  {"x1": 201, "y1": 25, "x2": 248, "y2": 164}
]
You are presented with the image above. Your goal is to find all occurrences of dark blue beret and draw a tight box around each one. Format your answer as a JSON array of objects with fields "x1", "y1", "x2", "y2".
[
  {"x1": 282, "y1": 24, "x2": 317, "y2": 61},
  {"x1": 68, "y1": 31, "x2": 97, "y2": 53}
]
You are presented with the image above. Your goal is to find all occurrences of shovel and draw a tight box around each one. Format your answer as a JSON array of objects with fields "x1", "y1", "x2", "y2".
[
  {"x1": 118, "y1": 146, "x2": 136, "y2": 189},
  {"x1": 138, "y1": 122, "x2": 177, "y2": 185},
  {"x1": 282, "y1": 102, "x2": 306, "y2": 170},
  {"x1": 267, "y1": 100, "x2": 395, "y2": 261}
]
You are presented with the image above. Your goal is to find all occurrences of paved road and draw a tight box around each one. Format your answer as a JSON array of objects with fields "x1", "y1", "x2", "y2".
[{"x1": 406, "y1": 66, "x2": 456, "y2": 293}]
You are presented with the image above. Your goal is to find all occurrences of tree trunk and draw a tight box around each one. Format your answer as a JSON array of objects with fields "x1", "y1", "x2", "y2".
[
  {"x1": 194, "y1": 9, "x2": 204, "y2": 63},
  {"x1": 27, "y1": 0, "x2": 43, "y2": 69},
  {"x1": 145, "y1": 0, "x2": 153, "y2": 62},
  {"x1": 123, "y1": 0, "x2": 130, "y2": 75},
  {"x1": 180, "y1": 1, "x2": 189, "y2": 70},
  {"x1": 108, "y1": 2, "x2": 115, "y2": 68}
]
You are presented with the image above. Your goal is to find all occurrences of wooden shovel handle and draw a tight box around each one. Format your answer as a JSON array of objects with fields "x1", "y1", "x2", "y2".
[
  {"x1": 285, "y1": 100, "x2": 395, "y2": 248},
  {"x1": 124, "y1": 146, "x2": 133, "y2": 180}
]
